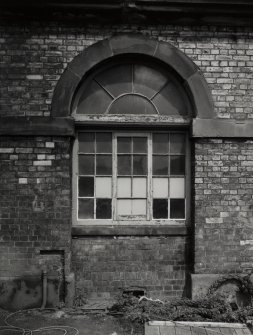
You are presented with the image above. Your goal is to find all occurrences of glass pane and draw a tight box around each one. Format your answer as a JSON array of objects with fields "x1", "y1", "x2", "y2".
[
  {"x1": 132, "y1": 200, "x2": 146, "y2": 216},
  {"x1": 117, "y1": 178, "x2": 131, "y2": 198},
  {"x1": 153, "y1": 178, "x2": 168, "y2": 198},
  {"x1": 153, "y1": 156, "x2": 168, "y2": 175},
  {"x1": 170, "y1": 199, "x2": 185, "y2": 219},
  {"x1": 76, "y1": 80, "x2": 112, "y2": 115},
  {"x1": 153, "y1": 199, "x2": 168, "y2": 219},
  {"x1": 170, "y1": 178, "x2": 185, "y2": 199},
  {"x1": 96, "y1": 133, "x2": 112, "y2": 153},
  {"x1": 152, "y1": 81, "x2": 190, "y2": 116},
  {"x1": 78, "y1": 198, "x2": 94, "y2": 219},
  {"x1": 96, "y1": 155, "x2": 112, "y2": 175},
  {"x1": 96, "y1": 177, "x2": 112, "y2": 198},
  {"x1": 170, "y1": 156, "x2": 185, "y2": 175},
  {"x1": 117, "y1": 199, "x2": 131, "y2": 216},
  {"x1": 79, "y1": 155, "x2": 95, "y2": 175},
  {"x1": 79, "y1": 133, "x2": 95, "y2": 153},
  {"x1": 132, "y1": 178, "x2": 146, "y2": 198},
  {"x1": 109, "y1": 94, "x2": 157, "y2": 115},
  {"x1": 79, "y1": 177, "x2": 94, "y2": 197},
  {"x1": 133, "y1": 137, "x2": 147, "y2": 153},
  {"x1": 133, "y1": 155, "x2": 147, "y2": 175},
  {"x1": 153, "y1": 134, "x2": 168, "y2": 154},
  {"x1": 96, "y1": 64, "x2": 132, "y2": 97},
  {"x1": 96, "y1": 199, "x2": 111, "y2": 219},
  {"x1": 170, "y1": 134, "x2": 185, "y2": 154},
  {"x1": 134, "y1": 64, "x2": 168, "y2": 98},
  {"x1": 117, "y1": 155, "x2": 131, "y2": 175},
  {"x1": 117, "y1": 137, "x2": 131, "y2": 153}
]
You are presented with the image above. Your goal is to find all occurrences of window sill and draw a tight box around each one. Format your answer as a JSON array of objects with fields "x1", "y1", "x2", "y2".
[{"x1": 72, "y1": 224, "x2": 189, "y2": 237}]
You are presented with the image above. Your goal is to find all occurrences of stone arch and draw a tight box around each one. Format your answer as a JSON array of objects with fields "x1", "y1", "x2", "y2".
[{"x1": 52, "y1": 34, "x2": 214, "y2": 120}]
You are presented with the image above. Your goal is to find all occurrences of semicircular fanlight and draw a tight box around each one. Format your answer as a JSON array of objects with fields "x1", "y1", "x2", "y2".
[{"x1": 74, "y1": 62, "x2": 191, "y2": 117}]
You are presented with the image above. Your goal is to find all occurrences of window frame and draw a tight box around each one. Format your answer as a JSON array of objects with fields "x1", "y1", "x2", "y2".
[{"x1": 72, "y1": 129, "x2": 191, "y2": 226}]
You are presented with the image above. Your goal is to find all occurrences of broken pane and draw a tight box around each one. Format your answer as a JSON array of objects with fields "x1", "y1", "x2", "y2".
[
  {"x1": 79, "y1": 177, "x2": 94, "y2": 197},
  {"x1": 96, "y1": 199, "x2": 112, "y2": 219},
  {"x1": 170, "y1": 199, "x2": 185, "y2": 219},
  {"x1": 153, "y1": 199, "x2": 168, "y2": 219},
  {"x1": 170, "y1": 156, "x2": 185, "y2": 175}
]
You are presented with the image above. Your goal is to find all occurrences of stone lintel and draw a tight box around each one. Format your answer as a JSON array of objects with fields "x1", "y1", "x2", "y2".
[
  {"x1": 192, "y1": 119, "x2": 253, "y2": 138},
  {"x1": 0, "y1": 117, "x2": 75, "y2": 136},
  {"x1": 72, "y1": 225, "x2": 189, "y2": 237}
]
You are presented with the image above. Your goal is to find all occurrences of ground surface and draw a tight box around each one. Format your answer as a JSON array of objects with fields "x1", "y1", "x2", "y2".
[{"x1": 0, "y1": 308, "x2": 144, "y2": 335}]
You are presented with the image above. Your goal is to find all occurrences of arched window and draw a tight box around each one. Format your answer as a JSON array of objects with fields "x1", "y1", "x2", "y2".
[
  {"x1": 72, "y1": 59, "x2": 192, "y2": 119},
  {"x1": 72, "y1": 57, "x2": 191, "y2": 225}
]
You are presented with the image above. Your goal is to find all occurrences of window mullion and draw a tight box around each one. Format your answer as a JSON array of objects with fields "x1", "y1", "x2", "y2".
[
  {"x1": 147, "y1": 133, "x2": 152, "y2": 221},
  {"x1": 112, "y1": 134, "x2": 117, "y2": 221}
]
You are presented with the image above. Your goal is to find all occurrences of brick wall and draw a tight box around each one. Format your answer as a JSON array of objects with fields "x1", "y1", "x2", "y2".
[
  {"x1": 1, "y1": 19, "x2": 253, "y2": 303},
  {"x1": 72, "y1": 236, "x2": 190, "y2": 300},
  {"x1": 0, "y1": 136, "x2": 71, "y2": 277},
  {"x1": 194, "y1": 139, "x2": 253, "y2": 274},
  {"x1": 0, "y1": 23, "x2": 253, "y2": 120}
]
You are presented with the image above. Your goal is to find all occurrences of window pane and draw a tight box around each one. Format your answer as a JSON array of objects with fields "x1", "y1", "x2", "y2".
[
  {"x1": 170, "y1": 134, "x2": 185, "y2": 154},
  {"x1": 132, "y1": 200, "x2": 146, "y2": 215},
  {"x1": 96, "y1": 133, "x2": 112, "y2": 153},
  {"x1": 132, "y1": 178, "x2": 146, "y2": 198},
  {"x1": 153, "y1": 156, "x2": 168, "y2": 175},
  {"x1": 96, "y1": 199, "x2": 112, "y2": 219},
  {"x1": 96, "y1": 155, "x2": 112, "y2": 175},
  {"x1": 170, "y1": 178, "x2": 185, "y2": 199},
  {"x1": 153, "y1": 134, "x2": 168, "y2": 154},
  {"x1": 96, "y1": 177, "x2": 112, "y2": 198},
  {"x1": 153, "y1": 199, "x2": 168, "y2": 219},
  {"x1": 153, "y1": 178, "x2": 168, "y2": 198},
  {"x1": 133, "y1": 137, "x2": 147, "y2": 153},
  {"x1": 117, "y1": 137, "x2": 131, "y2": 153},
  {"x1": 78, "y1": 133, "x2": 95, "y2": 153},
  {"x1": 117, "y1": 178, "x2": 131, "y2": 198},
  {"x1": 117, "y1": 199, "x2": 131, "y2": 216},
  {"x1": 134, "y1": 64, "x2": 168, "y2": 98},
  {"x1": 133, "y1": 155, "x2": 147, "y2": 175},
  {"x1": 170, "y1": 199, "x2": 185, "y2": 219},
  {"x1": 78, "y1": 198, "x2": 94, "y2": 219},
  {"x1": 79, "y1": 155, "x2": 94, "y2": 175},
  {"x1": 79, "y1": 177, "x2": 94, "y2": 197},
  {"x1": 170, "y1": 156, "x2": 185, "y2": 175},
  {"x1": 117, "y1": 155, "x2": 131, "y2": 175},
  {"x1": 96, "y1": 64, "x2": 132, "y2": 97},
  {"x1": 76, "y1": 81, "x2": 113, "y2": 115}
]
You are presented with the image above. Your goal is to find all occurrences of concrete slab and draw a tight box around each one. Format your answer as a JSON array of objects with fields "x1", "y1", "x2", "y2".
[{"x1": 145, "y1": 322, "x2": 252, "y2": 335}]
